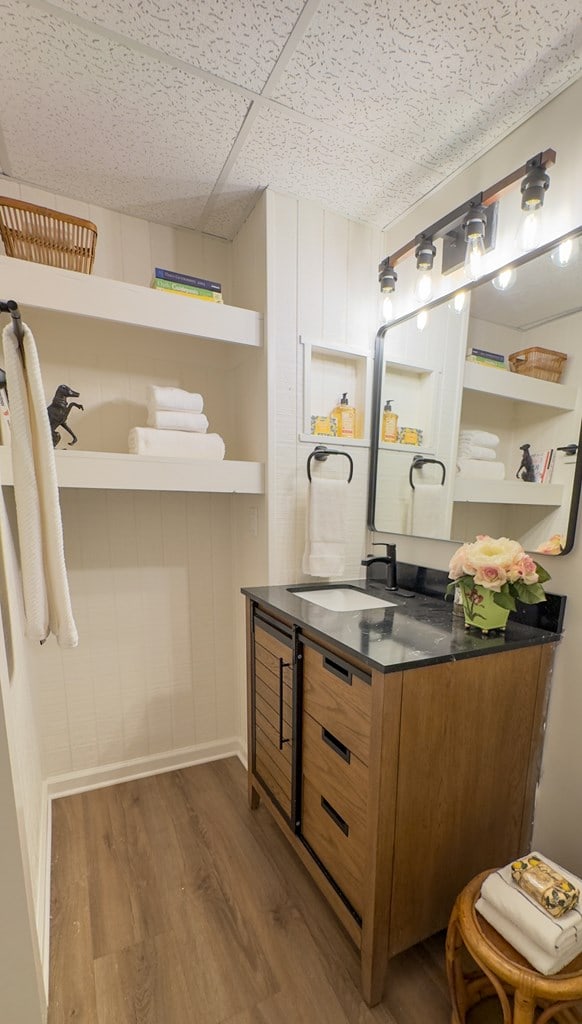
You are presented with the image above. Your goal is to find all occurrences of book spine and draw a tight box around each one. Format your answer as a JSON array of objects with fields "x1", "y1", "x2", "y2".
[
  {"x1": 468, "y1": 348, "x2": 505, "y2": 363},
  {"x1": 152, "y1": 279, "x2": 218, "y2": 298},
  {"x1": 154, "y1": 268, "x2": 221, "y2": 292},
  {"x1": 542, "y1": 449, "x2": 554, "y2": 483},
  {"x1": 156, "y1": 288, "x2": 224, "y2": 303},
  {"x1": 466, "y1": 356, "x2": 506, "y2": 369}
]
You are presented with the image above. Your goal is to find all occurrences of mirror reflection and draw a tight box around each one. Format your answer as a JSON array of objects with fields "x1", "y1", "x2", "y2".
[{"x1": 369, "y1": 230, "x2": 582, "y2": 554}]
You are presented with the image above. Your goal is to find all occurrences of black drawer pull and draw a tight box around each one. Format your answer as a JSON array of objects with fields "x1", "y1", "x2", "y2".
[
  {"x1": 323, "y1": 655, "x2": 352, "y2": 685},
  {"x1": 278, "y1": 658, "x2": 291, "y2": 749},
  {"x1": 321, "y1": 796, "x2": 349, "y2": 836},
  {"x1": 321, "y1": 727, "x2": 351, "y2": 764}
]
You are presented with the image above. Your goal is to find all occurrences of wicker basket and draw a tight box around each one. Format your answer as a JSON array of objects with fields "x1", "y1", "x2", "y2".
[
  {"x1": 508, "y1": 346, "x2": 567, "y2": 383},
  {"x1": 0, "y1": 196, "x2": 97, "y2": 273}
]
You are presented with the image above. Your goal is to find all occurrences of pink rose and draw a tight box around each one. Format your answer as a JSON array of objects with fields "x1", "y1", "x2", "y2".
[
  {"x1": 448, "y1": 544, "x2": 471, "y2": 580},
  {"x1": 474, "y1": 564, "x2": 507, "y2": 592},
  {"x1": 536, "y1": 534, "x2": 565, "y2": 555},
  {"x1": 514, "y1": 556, "x2": 539, "y2": 585}
]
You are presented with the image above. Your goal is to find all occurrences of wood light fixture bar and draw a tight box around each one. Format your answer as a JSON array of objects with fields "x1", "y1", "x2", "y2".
[{"x1": 379, "y1": 148, "x2": 557, "y2": 282}]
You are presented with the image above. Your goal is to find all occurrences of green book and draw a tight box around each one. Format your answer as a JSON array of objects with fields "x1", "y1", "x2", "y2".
[{"x1": 151, "y1": 278, "x2": 222, "y2": 299}]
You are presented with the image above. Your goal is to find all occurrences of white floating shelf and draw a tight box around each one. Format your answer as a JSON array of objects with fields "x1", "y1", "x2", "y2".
[
  {"x1": 0, "y1": 256, "x2": 262, "y2": 348},
  {"x1": 378, "y1": 442, "x2": 435, "y2": 455},
  {"x1": 0, "y1": 447, "x2": 264, "y2": 494},
  {"x1": 463, "y1": 362, "x2": 576, "y2": 411},
  {"x1": 453, "y1": 478, "x2": 563, "y2": 507},
  {"x1": 298, "y1": 434, "x2": 369, "y2": 447}
]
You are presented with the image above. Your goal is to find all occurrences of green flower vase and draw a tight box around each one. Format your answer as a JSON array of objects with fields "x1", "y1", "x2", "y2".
[{"x1": 459, "y1": 582, "x2": 509, "y2": 634}]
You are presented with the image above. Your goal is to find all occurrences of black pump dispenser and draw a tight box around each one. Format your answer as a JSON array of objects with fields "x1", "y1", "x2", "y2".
[{"x1": 340, "y1": 392, "x2": 349, "y2": 405}]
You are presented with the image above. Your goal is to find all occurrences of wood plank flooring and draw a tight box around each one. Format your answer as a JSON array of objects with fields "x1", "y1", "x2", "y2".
[{"x1": 48, "y1": 757, "x2": 500, "y2": 1024}]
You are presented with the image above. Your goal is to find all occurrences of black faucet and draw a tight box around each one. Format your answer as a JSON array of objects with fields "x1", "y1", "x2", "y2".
[{"x1": 361, "y1": 543, "x2": 415, "y2": 597}]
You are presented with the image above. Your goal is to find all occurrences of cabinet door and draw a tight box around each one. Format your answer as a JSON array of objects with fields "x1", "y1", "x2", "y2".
[{"x1": 251, "y1": 609, "x2": 296, "y2": 824}]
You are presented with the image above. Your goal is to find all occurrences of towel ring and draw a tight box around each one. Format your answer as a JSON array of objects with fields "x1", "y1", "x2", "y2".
[
  {"x1": 307, "y1": 445, "x2": 354, "y2": 483},
  {"x1": 409, "y1": 455, "x2": 446, "y2": 490}
]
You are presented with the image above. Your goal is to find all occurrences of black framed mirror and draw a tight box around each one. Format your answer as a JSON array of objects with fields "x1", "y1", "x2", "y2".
[{"x1": 368, "y1": 226, "x2": 582, "y2": 555}]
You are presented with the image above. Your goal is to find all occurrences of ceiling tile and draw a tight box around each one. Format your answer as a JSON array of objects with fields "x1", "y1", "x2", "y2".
[
  {"x1": 46, "y1": 0, "x2": 306, "y2": 91},
  {"x1": 198, "y1": 187, "x2": 263, "y2": 240},
  {"x1": 271, "y1": 0, "x2": 582, "y2": 170},
  {"x1": 0, "y1": 2, "x2": 249, "y2": 226},
  {"x1": 215, "y1": 105, "x2": 443, "y2": 233}
]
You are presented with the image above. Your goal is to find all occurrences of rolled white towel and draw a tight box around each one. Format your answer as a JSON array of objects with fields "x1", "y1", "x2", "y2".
[
  {"x1": 481, "y1": 856, "x2": 582, "y2": 955},
  {"x1": 457, "y1": 459, "x2": 505, "y2": 480},
  {"x1": 476, "y1": 897, "x2": 582, "y2": 975},
  {"x1": 459, "y1": 430, "x2": 500, "y2": 447},
  {"x1": 457, "y1": 444, "x2": 497, "y2": 461},
  {"x1": 147, "y1": 410, "x2": 209, "y2": 433},
  {"x1": 129, "y1": 427, "x2": 225, "y2": 460},
  {"x1": 146, "y1": 385, "x2": 203, "y2": 414}
]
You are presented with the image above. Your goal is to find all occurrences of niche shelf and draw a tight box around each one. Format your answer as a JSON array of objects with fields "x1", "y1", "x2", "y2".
[
  {"x1": 299, "y1": 338, "x2": 372, "y2": 446},
  {"x1": 0, "y1": 447, "x2": 264, "y2": 494},
  {"x1": 463, "y1": 361, "x2": 576, "y2": 411},
  {"x1": 453, "y1": 477, "x2": 563, "y2": 507}
]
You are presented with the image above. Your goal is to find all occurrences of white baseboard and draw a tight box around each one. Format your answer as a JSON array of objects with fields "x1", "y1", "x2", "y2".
[{"x1": 46, "y1": 737, "x2": 245, "y2": 799}]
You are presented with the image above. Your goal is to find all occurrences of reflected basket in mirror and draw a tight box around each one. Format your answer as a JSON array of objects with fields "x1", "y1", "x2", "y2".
[{"x1": 508, "y1": 346, "x2": 567, "y2": 383}]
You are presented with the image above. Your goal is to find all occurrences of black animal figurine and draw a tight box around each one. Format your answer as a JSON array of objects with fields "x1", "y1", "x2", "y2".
[
  {"x1": 516, "y1": 442, "x2": 536, "y2": 482},
  {"x1": 47, "y1": 385, "x2": 84, "y2": 447}
]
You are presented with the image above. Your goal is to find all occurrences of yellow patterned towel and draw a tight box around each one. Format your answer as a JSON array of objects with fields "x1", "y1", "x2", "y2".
[{"x1": 511, "y1": 855, "x2": 579, "y2": 918}]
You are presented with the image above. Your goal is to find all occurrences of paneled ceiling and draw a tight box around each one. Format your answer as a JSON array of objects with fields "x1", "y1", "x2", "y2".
[{"x1": 0, "y1": 0, "x2": 581, "y2": 240}]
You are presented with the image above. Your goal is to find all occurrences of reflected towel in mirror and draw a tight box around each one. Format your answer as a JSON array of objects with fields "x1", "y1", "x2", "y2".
[{"x1": 411, "y1": 482, "x2": 447, "y2": 539}]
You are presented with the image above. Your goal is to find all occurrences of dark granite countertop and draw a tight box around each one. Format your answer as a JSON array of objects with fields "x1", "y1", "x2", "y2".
[{"x1": 241, "y1": 578, "x2": 562, "y2": 673}]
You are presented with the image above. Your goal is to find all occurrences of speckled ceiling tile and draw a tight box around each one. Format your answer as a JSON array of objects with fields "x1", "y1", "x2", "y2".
[
  {"x1": 46, "y1": 0, "x2": 306, "y2": 92},
  {"x1": 205, "y1": 104, "x2": 444, "y2": 236},
  {"x1": 0, "y1": 2, "x2": 249, "y2": 224},
  {"x1": 271, "y1": 0, "x2": 582, "y2": 171},
  {"x1": 199, "y1": 187, "x2": 264, "y2": 240}
]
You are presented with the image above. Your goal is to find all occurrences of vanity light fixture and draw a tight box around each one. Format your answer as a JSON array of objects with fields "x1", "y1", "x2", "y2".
[
  {"x1": 550, "y1": 236, "x2": 578, "y2": 268},
  {"x1": 416, "y1": 310, "x2": 428, "y2": 331},
  {"x1": 463, "y1": 205, "x2": 487, "y2": 281},
  {"x1": 382, "y1": 295, "x2": 395, "y2": 321},
  {"x1": 378, "y1": 148, "x2": 556, "y2": 296},
  {"x1": 517, "y1": 156, "x2": 551, "y2": 252},
  {"x1": 414, "y1": 236, "x2": 436, "y2": 302},
  {"x1": 492, "y1": 267, "x2": 516, "y2": 291}
]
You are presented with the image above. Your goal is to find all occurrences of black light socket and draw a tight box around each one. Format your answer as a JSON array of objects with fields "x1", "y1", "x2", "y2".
[
  {"x1": 378, "y1": 259, "x2": 398, "y2": 293},
  {"x1": 415, "y1": 238, "x2": 436, "y2": 271},
  {"x1": 463, "y1": 205, "x2": 487, "y2": 241},
  {"x1": 521, "y1": 165, "x2": 550, "y2": 210}
]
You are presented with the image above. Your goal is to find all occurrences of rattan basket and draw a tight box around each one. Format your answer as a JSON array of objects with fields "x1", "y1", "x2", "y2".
[
  {"x1": 0, "y1": 196, "x2": 97, "y2": 273},
  {"x1": 508, "y1": 346, "x2": 567, "y2": 383}
]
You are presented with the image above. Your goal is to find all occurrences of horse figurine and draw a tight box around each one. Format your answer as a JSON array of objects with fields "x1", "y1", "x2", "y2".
[
  {"x1": 516, "y1": 442, "x2": 536, "y2": 483},
  {"x1": 47, "y1": 385, "x2": 84, "y2": 447}
]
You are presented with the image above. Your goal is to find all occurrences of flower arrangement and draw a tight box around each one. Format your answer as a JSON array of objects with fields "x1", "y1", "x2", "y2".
[
  {"x1": 536, "y1": 534, "x2": 566, "y2": 556},
  {"x1": 447, "y1": 534, "x2": 550, "y2": 612}
]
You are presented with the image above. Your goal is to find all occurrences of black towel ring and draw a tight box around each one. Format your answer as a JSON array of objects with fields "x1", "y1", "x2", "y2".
[
  {"x1": 409, "y1": 455, "x2": 446, "y2": 490},
  {"x1": 307, "y1": 445, "x2": 354, "y2": 483}
]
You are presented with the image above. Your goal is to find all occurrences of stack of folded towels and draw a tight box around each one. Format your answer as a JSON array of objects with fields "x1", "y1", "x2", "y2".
[
  {"x1": 476, "y1": 853, "x2": 582, "y2": 975},
  {"x1": 128, "y1": 386, "x2": 225, "y2": 460},
  {"x1": 457, "y1": 429, "x2": 504, "y2": 480}
]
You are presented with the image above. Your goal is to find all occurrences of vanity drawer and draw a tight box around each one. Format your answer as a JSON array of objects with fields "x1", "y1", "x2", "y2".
[
  {"x1": 301, "y1": 774, "x2": 365, "y2": 916},
  {"x1": 302, "y1": 643, "x2": 371, "y2": 765},
  {"x1": 302, "y1": 710, "x2": 368, "y2": 830}
]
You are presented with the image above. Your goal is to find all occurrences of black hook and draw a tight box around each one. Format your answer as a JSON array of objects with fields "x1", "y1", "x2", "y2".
[{"x1": 409, "y1": 455, "x2": 446, "y2": 490}]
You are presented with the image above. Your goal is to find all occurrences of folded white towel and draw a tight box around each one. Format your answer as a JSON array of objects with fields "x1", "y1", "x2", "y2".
[
  {"x1": 302, "y1": 477, "x2": 347, "y2": 577},
  {"x1": 146, "y1": 385, "x2": 203, "y2": 414},
  {"x1": 481, "y1": 856, "x2": 582, "y2": 955},
  {"x1": 411, "y1": 482, "x2": 447, "y2": 539},
  {"x1": 3, "y1": 323, "x2": 78, "y2": 648},
  {"x1": 459, "y1": 430, "x2": 500, "y2": 447},
  {"x1": 128, "y1": 427, "x2": 225, "y2": 460},
  {"x1": 457, "y1": 444, "x2": 497, "y2": 461},
  {"x1": 146, "y1": 410, "x2": 209, "y2": 433},
  {"x1": 476, "y1": 897, "x2": 582, "y2": 975},
  {"x1": 456, "y1": 459, "x2": 505, "y2": 481}
]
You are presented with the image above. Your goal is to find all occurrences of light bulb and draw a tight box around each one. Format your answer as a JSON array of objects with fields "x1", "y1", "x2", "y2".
[
  {"x1": 550, "y1": 236, "x2": 578, "y2": 267},
  {"x1": 517, "y1": 207, "x2": 544, "y2": 252},
  {"x1": 414, "y1": 271, "x2": 433, "y2": 303},
  {"x1": 382, "y1": 295, "x2": 394, "y2": 322},
  {"x1": 492, "y1": 267, "x2": 516, "y2": 291},
  {"x1": 464, "y1": 235, "x2": 485, "y2": 281},
  {"x1": 416, "y1": 310, "x2": 428, "y2": 331},
  {"x1": 453, "y1": 291, "x2": 466, "y2": 313}
]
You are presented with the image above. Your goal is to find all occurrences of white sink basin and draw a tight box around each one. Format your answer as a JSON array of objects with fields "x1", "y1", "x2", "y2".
[{"x1": 291, "y1": 587, "x2": 397, "y2": 611}]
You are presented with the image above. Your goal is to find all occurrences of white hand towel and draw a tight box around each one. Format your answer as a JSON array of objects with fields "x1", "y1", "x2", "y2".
[
  {"x1": 481, "y1": 856, "x2": 582, "y2": 955},
  {"x1": 457, "y1": 444, "x2": 497, "y2": 461},
  {"x1": 456, "y1": 459, "x2": 505, "y2": 481},
  {"x1": 128, "y1": 427, "x2": 225, "y2": 460},
  {"x1": 146, "y1": 385, "x2": 203, "y2": 414},
  {"x1": 3, "y1": 323, "x2": 78, "y2": 648},
  {"x1": 475, "y1": 897, "x2": 582, "y2": 975},
  {"x1": 411, "y1": 483, "x2": 447, "y2": 539},
  {"x1": 302, "y1": 478, "x2": 347, "y2": 578},
  {"x1": 459, "y1": 430, "x2": 500, "y2": 447},
  {"x1": 146, "y1": 410, "x2": 209, "y2": 433}
]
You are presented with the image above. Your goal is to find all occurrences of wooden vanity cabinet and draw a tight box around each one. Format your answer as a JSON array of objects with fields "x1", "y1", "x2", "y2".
[{"x1": 246, "y1": 598, "x2": 556, "y2": 1007}]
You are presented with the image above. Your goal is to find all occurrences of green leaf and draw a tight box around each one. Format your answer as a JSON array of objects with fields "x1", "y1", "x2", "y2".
[
  {"x1": 534, "y1": 563, "x2": 551, "y2": 584},
  {"x1": 493, "y1": 590, "x2": 517, "y2": 611},
  {"x1": 512, "y1": 582, "x2": 547, "y2": 605}
]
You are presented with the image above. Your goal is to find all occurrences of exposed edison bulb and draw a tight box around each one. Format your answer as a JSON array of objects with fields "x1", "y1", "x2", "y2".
[
  {"x1": 416, "y1": 310, "x2": 428, "y2": 331},
  {"x1": 550, "y1": 236, "x2": 578, "y2": 267},
  {"x1": 414, "y1": 271, "x2": 433, "y2": 304},
  {"x1": 517, "y1": 207, "x2": 544, "y2": 252},
  {"x1": 382, "y1": 295, "x2": 394, "y2": 322},
  {"x1": 492, "y1": 267, "x2": 516, "y2": 291},
  {"x1": 464, "y1": 235, "x2": 485, "y2": 281},
  {"x1": 453, "y1": 291, "x2": 466, "y2": 314}
]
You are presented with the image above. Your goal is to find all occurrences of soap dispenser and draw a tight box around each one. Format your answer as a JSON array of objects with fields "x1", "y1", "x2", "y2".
[
  {"x1": 381, "y1": 399, "x2": 399, "y2": 443},
  {"x1": 331, "y1": 392, "x2": 356, "y2": 439}
]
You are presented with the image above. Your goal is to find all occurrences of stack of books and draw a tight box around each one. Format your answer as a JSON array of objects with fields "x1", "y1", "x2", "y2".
[
  {"x1": 530, "y1": 449, "x2": 555, "y2": 484},
  {"x1": 151, "y1": 268, "x2": 224, "y2": 303},
  {"x1": 466, "y1": 346, "x2": 507, "y2": 369}
]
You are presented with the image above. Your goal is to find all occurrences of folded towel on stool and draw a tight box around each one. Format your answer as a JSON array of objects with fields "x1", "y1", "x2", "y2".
[
  {"x1": 146, "y1": 385, "x2": 203, "y2": 414},
  {"x1": 475, "y1": 897, "x2": 582, "y2": 975},
  {"x1": 147, "y1": 410, "x2": 209, "y2": 432},
  {"x1": 129, "y1": 427, "x2": 225, "y2": 460}
]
